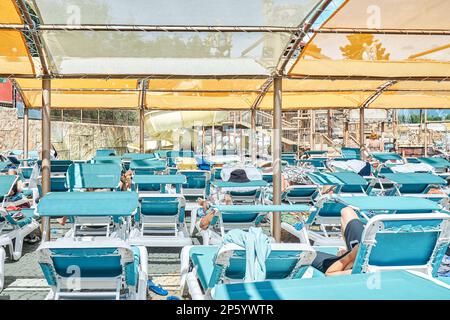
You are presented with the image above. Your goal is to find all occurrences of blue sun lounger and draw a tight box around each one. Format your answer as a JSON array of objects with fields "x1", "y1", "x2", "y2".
[
  {"x1": 307, "y1": 171, "x2": 370, "y2": 195},
  {"x1": 212, "y1": 180, "x2": 268, "y2": 204},
  {"x1": 341, "y1": 147, "x2": 361, "y2": 160},
  {"x1": 177, "y1": 170, "x2": 211, "y2": 199},
  {"x1": 95, "y1": 149, "x2": 116, "y2": 157},
  {"x1": 122, "y1": 153, "x2": 159, "y2": 170},
  {"x1": 129, "y1": 194, "x2": 191, "y2": 247},
  {"x1": 293, "y1": 195, "x2": 446, "y2": 247},
  {"x1": 132, "y1": 174, "x2": 186, "y2": 194},
  {"x1": 37, "y1": 160, "x2": 74, "y2": 192},
  {"x1": 92, "y1": 156, "x2": 123, "y2": 167},
  {"x1": 37, "y1": 238, "x2": 148, "y2": 300},
  {"x1": 211, "y1": 270, "x2": 450, "y2": 300},
  {"x1": 180, "y1": 243, "x2": 316, "y2": 300},
  {"x1": 129, "y1": 159, "x2": 167, "y2": 175},
  {"x1": 281, "y1": 153, "x2": 297, "y2": 165},
  {"x1": 66, "y1": 163, "x2": 122, "y2": 191},
  {"x1": 417, "y1": 157, "x2": 450, "y2": 177},
  {"x1": 37, "y1": 191, "x2": 138, "y2": 238},
  {"x1": 281, "y1": 185, "x2": 320, "y2": 204},
  {"x1": 198, "y1": 204, "x2": 311, "y2": 245},
  {"x1": 167, "y1": 150, "x2": 195, "y2": 168},
  {"x1": 379, "y1": 173, "x2": 447, "y2": 202}
]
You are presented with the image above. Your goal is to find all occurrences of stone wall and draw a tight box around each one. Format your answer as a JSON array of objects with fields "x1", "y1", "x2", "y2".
[{"x1": 0, "y1": 107, "x2": 139, "y2": 159}]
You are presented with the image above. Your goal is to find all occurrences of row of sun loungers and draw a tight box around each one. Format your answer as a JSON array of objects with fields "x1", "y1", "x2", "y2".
[{"x1": 0, "y1": 148, "x2": 449, "y2": 300}]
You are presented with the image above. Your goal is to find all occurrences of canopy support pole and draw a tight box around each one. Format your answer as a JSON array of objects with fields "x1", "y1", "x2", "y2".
[
  {"x1": 138, "y1": 80, "x2": 147, "y2": 153},
  {"x1": 41, "y1": 78, "x2": 51, "y2": 241},
  {"x1": 251, "y1": 108, "x2": 257, "y2": 164},
  {"x1": 23, "y1": 104, "x2": 29, "y2": 162},
  {"x1": 343, "y1": 116, "x2": 349, "y2": 147},
  {"x1": 272, "y1": 76, "x2": 282, "y2": 243},
  {"x1": 359, "y1": 108, "x2": 365, "y2": 160},
  {"x1": 309, "y1": 111, "x2": 315, "y2": 150},
  {"x1": 424, "y1": 110, "x2": 428, "y2": 156},
  {"x1": 327, "y1": 110, "x2": 333, "y2": 139}
]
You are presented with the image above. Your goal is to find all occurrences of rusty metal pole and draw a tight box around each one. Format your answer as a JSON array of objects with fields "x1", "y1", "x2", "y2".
[
  {"x1": 41, "y1": 77, "x2": 51, "y2": 241},
  {"x1": 272, "y1": 77, "x2": 282, "y2": 242}
]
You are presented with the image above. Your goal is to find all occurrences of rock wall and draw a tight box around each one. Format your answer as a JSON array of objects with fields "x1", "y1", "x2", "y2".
[{"x1": 0, "y1": 107, "x2": 139, "y2": 159}]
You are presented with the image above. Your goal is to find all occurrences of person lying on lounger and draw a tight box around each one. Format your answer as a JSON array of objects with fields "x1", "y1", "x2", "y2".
[{"x1": 312, "y1": 206, "x2": 364, "y2": 276}]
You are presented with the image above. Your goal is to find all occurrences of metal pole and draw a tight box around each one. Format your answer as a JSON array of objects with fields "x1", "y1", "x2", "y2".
[
  {"x1": 359, "y1": 108, "x2": 365, "y2": 159},
  {"x1": 212, "y1": 124, "x2": 215, "y2": 155},
  {"x1": 309, "y1": 111, "x2": 315, "y2": 150},
  {"x1": 272, "y1": 77, "x2": 282, "y2": 243},
  {"x1": 41, "y1": 78, "x2": 51, "y2": 241},
  {"x1": 327, "y1": 110, "x2": 333, "y2": 139},
  {"x1": 424, "y1": 110, "x2": 428, "y2": 156},
  {"x1": 343, "y1": 118, "x2": 349, "y2": 147},
  {"x1": 139, "y1": 80, "x2": 147, "y2": 153},
  {"x1": 251, "y1": 108, "x2": 257, "y2": 163},
  {"x1": 23, "y1": 105, "x2": 29, "y2": 161}
]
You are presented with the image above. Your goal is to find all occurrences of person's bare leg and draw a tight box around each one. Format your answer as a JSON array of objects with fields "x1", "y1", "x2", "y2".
[
  {"x1": 340, "y1": 206, "x2": 359, "y2": 251},
  {"x1": 224, "y1": 194, "x2": 232, "y2": 205}
]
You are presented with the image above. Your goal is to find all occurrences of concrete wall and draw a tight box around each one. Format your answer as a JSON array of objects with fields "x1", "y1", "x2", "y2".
[{"x1": 0, "y1": 107, "x2": 139, "y2": 159}]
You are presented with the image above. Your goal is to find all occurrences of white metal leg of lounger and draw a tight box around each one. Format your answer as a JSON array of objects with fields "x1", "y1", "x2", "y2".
[{"x1": 11, "y1": 220, "x2": 39, "y2": 260}]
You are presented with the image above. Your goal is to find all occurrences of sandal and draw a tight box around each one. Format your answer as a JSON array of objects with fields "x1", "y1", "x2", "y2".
[{"x1": 147, "y1": 279, "x2": 168, "y2": 296}]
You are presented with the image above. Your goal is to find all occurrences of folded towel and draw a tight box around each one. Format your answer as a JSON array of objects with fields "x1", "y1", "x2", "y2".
[{"x1": 223, "y1": 227, "x2": 271, "y2": 282}]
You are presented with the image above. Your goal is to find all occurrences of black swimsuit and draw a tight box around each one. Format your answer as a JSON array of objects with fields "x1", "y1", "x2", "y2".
[{"x1": 312, "y1": 219, "x2": 365, "y2": 274}]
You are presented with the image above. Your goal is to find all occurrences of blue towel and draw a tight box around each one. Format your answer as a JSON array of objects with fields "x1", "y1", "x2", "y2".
[{"x1": 223, "y1": 227, "x2": 271, "y2": 282}]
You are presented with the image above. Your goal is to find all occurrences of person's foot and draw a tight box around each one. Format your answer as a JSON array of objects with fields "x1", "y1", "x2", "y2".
[{"x1": 56, "y1": 217, "x2": 66, "y2": 226}]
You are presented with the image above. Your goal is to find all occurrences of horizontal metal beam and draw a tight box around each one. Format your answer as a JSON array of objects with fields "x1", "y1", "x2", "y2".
[
  {"x1": 0, "y1": 24, "x2": 299, "y2": 33},
  {"x1": 311, "y1": 27, "x2": 450, "y2": 36},
  {"x1": 17, "y1": 87, "x2": 450, "y2": 93},
  {"x1": 287, "y1": 75, "x2": 450, "y2": 81}
]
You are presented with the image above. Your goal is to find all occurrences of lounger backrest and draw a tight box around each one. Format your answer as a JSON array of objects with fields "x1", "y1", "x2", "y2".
[
  {"x1": 419, "y1": 157, "x2": 450, "y2": 169},
  {"x1": 95, "y1": 149, "x2": 116, "y2": 157},
  {"x1": 383, "y1": 173, "x2": 447, "y2": 194},
  {"x1": 93, "y1": 156, "x2": 123, "y2": 166},
  {"x1": 66, "y1": 163, "x2": 122, "y2": 190},
  {"x1": 221, "y1": 211, "x2": 261, "y2": 223},
  {"x1": 331, "y1": 172, "x2": 368, "y2": 193},
  {"x1": 353, "y1": 214, "x2": 450, "y2": 275},
  {"x1": 38, "y1": 243, "x2": 138, "y2": 287},
  {"x1": 130, "y1": 159, "x2": 166, "y2": 174},
  {"x1": 0, "y1": 175, "x2": 17, "y2": 197},
  {"x1": 371, "y1": 152, "x2": 403, "y2": 163},
  {"x1": 284, "y1": 186, "x2": 318, "y2": 198},
  {"x1": 37, "y1": 160, "x2": 74, "y2": 174},
  {"x1": 207, "y1": 244, "x2": 316, "y2": 288},
  {"x1": 140, "y1": 196, "x2": 185, "y2": 222},
  {"x1": 122, "y1": 153, "x2": 158, "y2": 161},
  {"x1": 306, "y1": 201, "x2": 345, "y2": 224},
  {"x1": 178, "y1": 171, "x2": 209, "y2": 189},
  {"x1": 341, "y1": 147, "x2": 361, "y2": 160}
]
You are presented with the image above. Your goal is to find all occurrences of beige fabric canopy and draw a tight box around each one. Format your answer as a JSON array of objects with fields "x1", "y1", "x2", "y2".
[{"x1": 0, "y1": 0, "x2": 449, "y2": 110}]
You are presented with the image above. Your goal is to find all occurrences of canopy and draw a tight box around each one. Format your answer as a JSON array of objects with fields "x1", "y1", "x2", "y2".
[{"x1": 0, "y1": 0, "x2": 448, "y2": 110}]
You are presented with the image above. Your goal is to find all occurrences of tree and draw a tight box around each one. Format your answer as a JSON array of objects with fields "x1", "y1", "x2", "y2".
[{"x1": 340, "y1": 34, "x2": 390, "y2": 61}]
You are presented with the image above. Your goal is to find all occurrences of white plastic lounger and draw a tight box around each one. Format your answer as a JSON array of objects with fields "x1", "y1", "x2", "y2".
[
  {"x1": 37, "y1": 191, "x2": 138, "y2": 239},
  {"x1": 287, "y1": 195, "x2": 445, "y2": 247},
  {"x1": 180, "y1": 243, "x2": 316, "y2": 300},
  {"x1": 37, "y1": 238, "x2": 148, "y2": 300},
  {"x1": 197, "y1": 204, "x2": 311, "y2": 245},
  {"x1": 349, "y1": 212, "x2": 450, "y2": 276},
  {"x1": 129, "y1": 194, "x2": 192, "y2": 247},
  {"x1": 0, "y1": 175, "x2": 39, "y2": 292}
]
